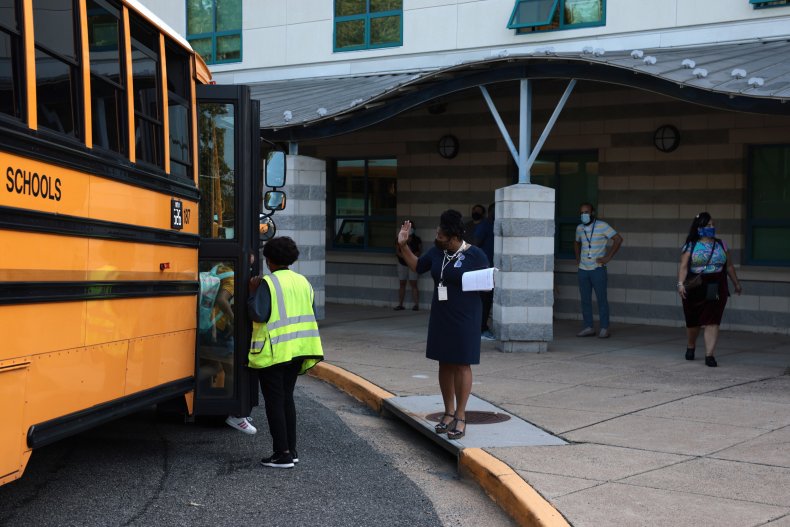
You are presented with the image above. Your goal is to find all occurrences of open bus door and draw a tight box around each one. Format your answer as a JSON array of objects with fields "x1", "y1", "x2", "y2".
[{"x1": 193, "y1": 84, "x2": 262, "y2": 418}]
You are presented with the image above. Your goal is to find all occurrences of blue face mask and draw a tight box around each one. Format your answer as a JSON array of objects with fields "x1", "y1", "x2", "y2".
[
  {"x1": 580, "y1": 213, "x2": 592, "y2": 225},
  {"x1": 698, "y1": 227, "x2": 715, "y2": 238}
]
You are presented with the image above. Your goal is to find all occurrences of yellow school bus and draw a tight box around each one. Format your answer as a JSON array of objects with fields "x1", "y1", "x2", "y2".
[{"x1": 0, "y1": 0, "x2": 282, "y2": 486}]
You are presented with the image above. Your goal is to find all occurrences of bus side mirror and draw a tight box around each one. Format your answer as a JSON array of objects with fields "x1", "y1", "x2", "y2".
[
  {"x1": 265, "y1": 151, "x2": 286, "y2": 188},
  {"x1": 264, "y1": 191, "x2": 286, "y2": 211},
  {"x1": 259, "y1": 215, "x2": 276, "y2": 243}
]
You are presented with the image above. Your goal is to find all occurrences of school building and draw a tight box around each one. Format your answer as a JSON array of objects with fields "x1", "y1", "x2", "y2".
[{"x1": 143, "y1": 0, "x2": 790, "y2": 349}]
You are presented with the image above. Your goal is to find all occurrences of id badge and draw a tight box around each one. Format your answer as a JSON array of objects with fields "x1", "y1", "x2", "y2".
[{"x1": 437, "y1": 285, "x2": 448, "y2": 301}]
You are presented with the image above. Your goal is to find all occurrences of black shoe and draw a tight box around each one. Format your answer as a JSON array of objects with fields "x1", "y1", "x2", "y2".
[
  {"x1": 685, "y1": 348, "x2": 695, "y2": 360},
  {"x1": 260, "y1": 452, "x2": 294, "y2": 468},
  {"x1": 705, "y1": 356, "x2": 717, "y2": 367},
  {"x1": 447, "y1": 418, "x2": 466, "y2": 440},
  {"x1": 291, "y1": 450, "x2": 299, "y2": 463},
  {"x1": 394, "y1": 305, "x2": 405, "y2": 311},
  {"x1": 434, "y1": 413, "x2": 455, "y2": 434}
]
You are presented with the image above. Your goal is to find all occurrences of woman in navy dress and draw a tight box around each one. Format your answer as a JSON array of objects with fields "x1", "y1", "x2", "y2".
[{"x1": 397, "y1": 210, "x2": 490, "y2": 440}]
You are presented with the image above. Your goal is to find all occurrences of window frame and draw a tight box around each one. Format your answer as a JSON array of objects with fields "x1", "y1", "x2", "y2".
[
  {"x1": 86, "y1": 0, "x2": 128, "y2": 157},
  {"x1": 745, "y1": 144, "x2": 790, "y2": 266},
  {"x1": 33, "y1": 0, "x2": 83, "y2": 140},
  {"x1": 750, "y1": 0, "x2": 790, "y2": 8},
  {"x1": 333, "y1": 0, "x2": 403, "y2": 53},
  {"x1": 129, "y1": 12, "x2": 164, "y2": 170},
  {"x1": 525, "y1": 150, "x2": 599, "y2": 259},
  {"x1": 329, "y1": 157, "x2": 398, "y2": 252},
  {"x1": 165, "y1": 42, "x2": 193, "y2": 181},
  {"x1": 0, "y1": 0, "x2": 25, "y2": 122},
  {"x1": 508, "y1": 0, "x2": 606, "y2": 33},
  {"x1": 186, "y1": 0, "x2": 242, "y2": 65}
]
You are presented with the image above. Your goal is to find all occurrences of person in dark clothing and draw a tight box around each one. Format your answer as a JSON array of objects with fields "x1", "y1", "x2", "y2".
[
  {"x1": 475, "y1": 203, "x2": 495, "y2": 340},
  {"x1": 247, "y1": 237, "x2": 323, "y2": 468},
  {"x1": 397, "y1": 210, "x2": 489, "y2": 441},
  {"x1": 463, "y1": 204, "x2": 486, "y2": 244}
]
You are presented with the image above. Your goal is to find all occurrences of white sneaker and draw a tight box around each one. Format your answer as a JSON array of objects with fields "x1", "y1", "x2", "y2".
[
  {"x1": 226, "y1": 416, "x2": 257, "y2": 435},
  {"x1": 576, "y1": 327, "x2": 595, "y2": 337},
  {"x1": 598, "y1": 328, "x2": 610, "y2": 338}
]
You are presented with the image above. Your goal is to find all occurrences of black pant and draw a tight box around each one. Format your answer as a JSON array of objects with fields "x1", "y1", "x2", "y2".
[
  {"x1": 258, "y1": 359, "x2": 303, "y2": 454},
  {"x1": 480, "y1": 290, "x2": 493, "y2": 332}
]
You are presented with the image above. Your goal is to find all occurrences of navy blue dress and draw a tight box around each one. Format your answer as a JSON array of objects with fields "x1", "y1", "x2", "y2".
[{"x1": 416, "y1": 245, "x2": 490, "y2": 365}]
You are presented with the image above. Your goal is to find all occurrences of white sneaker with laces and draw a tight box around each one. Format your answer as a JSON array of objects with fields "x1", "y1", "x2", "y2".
[
  {"x1": 576, "y1": 327, "x2": 595, "y2": 337},
  {"x1": 226, "y1": 416, "x2": 257, "y2": 435}
]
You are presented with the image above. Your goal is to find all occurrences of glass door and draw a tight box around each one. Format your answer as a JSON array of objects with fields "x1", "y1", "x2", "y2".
[{"x1": 194, "y1": 84, "x2": 260, "y2": 417}]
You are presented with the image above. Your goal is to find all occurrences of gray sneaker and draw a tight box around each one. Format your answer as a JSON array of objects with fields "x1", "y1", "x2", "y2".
[
  {"x1": 576, "y1": 327, "x2": 595, "y2": 337},
  {"x1": 598, "y1": 328, "x2": 610, "y2": 338},
  {"x1": 481, "y1": 330, "x2": 495, "y2": 341}
]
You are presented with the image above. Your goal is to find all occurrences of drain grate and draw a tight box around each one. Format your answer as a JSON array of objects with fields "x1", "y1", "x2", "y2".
[{"x1": 426, "y1": 410, "x2": 511, "y2": 425}]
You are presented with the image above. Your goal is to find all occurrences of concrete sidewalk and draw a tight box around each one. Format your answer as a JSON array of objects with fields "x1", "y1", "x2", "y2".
[{"x1": 315, "y1": 303, "x2": 790, "y2": 527}]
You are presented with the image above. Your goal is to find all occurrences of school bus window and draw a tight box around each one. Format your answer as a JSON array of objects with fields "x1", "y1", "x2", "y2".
[
  {"x1": 129, "y1": 11, "x2": 163, "y2": 168},
  {"x1": 166, "y1": 44, "x2": 191, "y2": 179},
  {"x1": 34, "y1": 0, "x2": 81, "y2": 137},
  {"x1": 87, "y1": 0, "x2": 127, "y2": 155},
  {"x1": 0, "y1": 0, "x2": 23, "y2": 120}
]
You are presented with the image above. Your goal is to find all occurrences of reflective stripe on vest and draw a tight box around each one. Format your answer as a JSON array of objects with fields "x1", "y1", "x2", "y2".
[{"x1": 248, "y1": 270, "x2": 323, "y2": 373}]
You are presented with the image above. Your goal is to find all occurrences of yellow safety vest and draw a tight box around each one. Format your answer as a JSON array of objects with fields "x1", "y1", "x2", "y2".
[{"x1": 248, "y1": 269, "x2": 323, "y2": 374}]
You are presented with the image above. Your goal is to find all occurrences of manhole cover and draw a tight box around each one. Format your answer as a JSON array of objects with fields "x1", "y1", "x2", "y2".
[{"x1": 426, "y1": 411, "x2": 511, "y2": 425}]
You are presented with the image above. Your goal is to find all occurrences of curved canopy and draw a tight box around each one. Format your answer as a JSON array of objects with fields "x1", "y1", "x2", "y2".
[{"x1": 251, "y1": 40, "x2": 790, "y2": 141}]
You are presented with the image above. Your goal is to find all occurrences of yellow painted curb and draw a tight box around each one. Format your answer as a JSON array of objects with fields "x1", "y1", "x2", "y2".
[
  {"x1": 308, "y1": 362, "x2": 395, "y2": 413},
  {"x1": 459, "y1": 448, "x2": 570, "y2": 527}
]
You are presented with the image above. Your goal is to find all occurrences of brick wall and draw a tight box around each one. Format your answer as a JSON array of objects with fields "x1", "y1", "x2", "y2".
[{"x1": 301, "y1": 80, "x2": 790, "y2": 335}]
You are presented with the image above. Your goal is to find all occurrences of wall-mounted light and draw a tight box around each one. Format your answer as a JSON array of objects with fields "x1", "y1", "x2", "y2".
[
  {"x1": 653, "y1": 125, "x2": 680, "y2": 153},
  {"x1": 437, "y1": 134, "x2": 459, "y2": 159}
]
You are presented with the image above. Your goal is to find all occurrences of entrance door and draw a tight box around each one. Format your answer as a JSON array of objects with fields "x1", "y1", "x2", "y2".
[{"x1": 194, "y1": 84, "x2": 260, "y2": 417}]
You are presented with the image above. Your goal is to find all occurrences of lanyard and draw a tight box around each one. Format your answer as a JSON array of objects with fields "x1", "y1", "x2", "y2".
[
  {"x1": 583, "y1": 220, "x2": 596, "y2": 257},
  {"x1": 439, "y1": 242, "x2": 465, "y2": 284}
]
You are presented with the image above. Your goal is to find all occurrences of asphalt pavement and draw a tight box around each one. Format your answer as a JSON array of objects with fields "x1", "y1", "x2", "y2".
[
  {"x1": 0, "y1": 378, "x2": 514, "y2": 527},
  {"x1": 315, "y1": 303, "x2": 790, "y2": 527}
]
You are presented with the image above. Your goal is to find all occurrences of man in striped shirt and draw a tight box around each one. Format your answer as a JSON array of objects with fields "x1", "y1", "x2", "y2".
[{"x1": 574, "y1": 203, "x2": 623, "y2": 338}]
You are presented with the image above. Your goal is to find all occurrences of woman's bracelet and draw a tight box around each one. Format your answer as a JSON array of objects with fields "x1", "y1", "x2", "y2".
[{"x1": 676, "y1": 282, "x2": 684, "y2": 288}]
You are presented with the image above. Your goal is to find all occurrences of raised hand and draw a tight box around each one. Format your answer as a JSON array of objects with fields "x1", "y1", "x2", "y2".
[{"x1": 397, "y1": 220, "x2": 412, "y2": 246}]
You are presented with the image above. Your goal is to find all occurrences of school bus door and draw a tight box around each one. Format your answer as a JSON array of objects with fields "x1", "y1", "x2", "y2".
[{"x1": 194, "y1": 84, "x2": 260, "y2": 417}]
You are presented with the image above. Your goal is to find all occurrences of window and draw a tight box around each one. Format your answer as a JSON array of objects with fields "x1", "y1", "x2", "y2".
[
  {"x1": 334, "y1": 0, "x2": 402, "y2": 52},
  {"x1": 187, "y1": 0, "x2": 241, "y2": 64},
  {"x1": 331, "y1": 159, "x2": 397, "y2": 250},
  {"x1": 529, "y1": 151, "x2": 598, "y2": 258},
  {"x1": 87, "y1": 0, "x2": 126, "y2": 155},
  {"x1": 166, "y1": 44, "x2": 192, "y2": 179},
  {"x1": 508, "y1": 0, "x2": 604, "y2": 33},
  {"x1": 130, "y1": 11, "x2": 163, "y2": 168},
  {"x1": 747, "y1": 145, "x2": 790, "y2": 265},
  {"x1": 198, "y1": 102, "x2": 235, "y2": 240},
  {"x1": 750, "y1": 0, "x2": 790, "y2": 8},
  {"x1": 34, "y1": 0, "x2": 81, "y2": 137},
  {"x1": 0, "y1": 0, "x2": 23, "y2": 120}
]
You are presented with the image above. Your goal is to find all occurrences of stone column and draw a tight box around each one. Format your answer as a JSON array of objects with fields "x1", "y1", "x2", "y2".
[
  {"x1": 271, "y1": 155, "x2": 327, "y2": 319},
  {"x1": 493, "y1": 184, "x2": 555, "y2": 352}
]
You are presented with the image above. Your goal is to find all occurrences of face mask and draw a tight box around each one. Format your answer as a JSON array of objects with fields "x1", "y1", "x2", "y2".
[
  {"x1": 471, "y1": 212, "x2": 483, "y2": 221},
  {"x1": 698, "y1": 227, "x2": 715, "y2": 238},
  {"x1": 580, "y1": 213, "x2": 592, "y2": 225}
]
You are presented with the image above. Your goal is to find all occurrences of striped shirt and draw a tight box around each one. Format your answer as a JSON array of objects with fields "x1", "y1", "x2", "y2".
[{"x1": 575, "y1": 219, "x2": 617, "y2": 271}]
